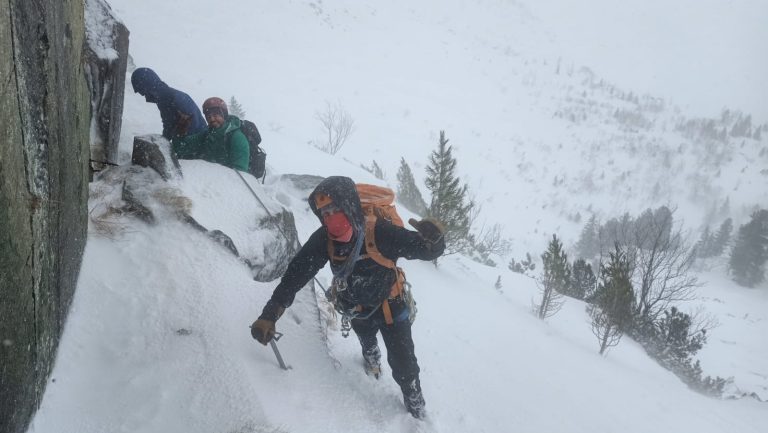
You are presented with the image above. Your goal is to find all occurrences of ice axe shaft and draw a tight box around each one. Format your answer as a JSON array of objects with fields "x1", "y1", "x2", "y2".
[{"x1": 269, "y1": 333, "x2": 290, "y2": 370}]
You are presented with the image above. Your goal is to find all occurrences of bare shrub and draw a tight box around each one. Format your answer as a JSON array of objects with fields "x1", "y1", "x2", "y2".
[
  {"x1": 474, "y1": 223, "x2": 511, "y2": 257},
  {"x1": 89, "y1": 205, "x2": 131, "y2": 239},
  {"x1": 314, "y1": 100, "x2": 354, "y2": 155}
]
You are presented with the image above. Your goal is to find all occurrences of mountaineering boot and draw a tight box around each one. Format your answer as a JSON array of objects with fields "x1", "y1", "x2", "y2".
[
  {"x1": 402, "y1": 379, "x2": 426, "y2": 419},
  {"x1": 362, "y1": 345, "x2": 382, "y2": 379}
]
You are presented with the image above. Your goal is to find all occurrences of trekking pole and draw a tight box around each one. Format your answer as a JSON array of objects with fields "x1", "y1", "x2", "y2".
[{"x1": 269, "y1": 332, "x2": 291, "y2": 370}]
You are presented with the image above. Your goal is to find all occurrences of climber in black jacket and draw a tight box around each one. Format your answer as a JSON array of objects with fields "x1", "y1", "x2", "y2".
[{"x1": 251, "y1": 176, "x2": 445, "y2": 419}]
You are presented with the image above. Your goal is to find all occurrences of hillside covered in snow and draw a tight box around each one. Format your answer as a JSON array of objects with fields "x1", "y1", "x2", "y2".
[{"x1": 28, "y1": 0, "x2": 768, "y2": 432}]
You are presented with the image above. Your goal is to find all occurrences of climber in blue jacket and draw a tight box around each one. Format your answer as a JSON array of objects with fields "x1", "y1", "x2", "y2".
[{"x1": 131, "y1": 67, "x2": 207, "y2": 139}]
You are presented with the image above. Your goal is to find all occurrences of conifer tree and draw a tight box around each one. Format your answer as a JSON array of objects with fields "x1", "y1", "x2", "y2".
[
  {"x1": 590, "y1": 245, "x2": 634, "y2": 355},
  {"x1": 576, "y1": 215, "x2": 600, "y2": 259},
  {"x1": 571, "y1": 258, "x2": 596, "y2": 300},
  {"x1": 537, "y1": 235, "x2": 570, "y2": 318},
  {"x1": 711, "y1": 218, "x2": 733, "y2": 256},
  {"x1": 424, "y1": 130, "x2": 474, "y2": 254},
  {"x1": 542, "y1": 234, "x2": 571, "y2": 294},
  {"x1": 228, "y1": 96, "x2": 246, "y2": 118},
  {"x1": 494, "y1": 275, "x2": 502, "y2": 292},
  {"x1": 396, "y1": 157, "x2": 428, "y2": 216},
  {"x1": 361, "y1": 160, "x2": 385, "y2": 180},
  {"x1": 696, "y1": 226, "x2": 714, "y2": 258},
  {"x1": 642, "y1": 307, "x2": 725, "y2": 396},
  {"x1": 508, "y1": 253, "x2": 536, "y2": 275},
  {"x1": 650, "y1": 307, "x2": 706, "y2": 367},
  {"x1": 729, "y1": 209, "x2": 768, "y2": 287}
]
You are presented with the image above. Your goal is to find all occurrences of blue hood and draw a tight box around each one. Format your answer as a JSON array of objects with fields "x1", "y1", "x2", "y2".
[{"x1": 131, "y1": 68, "x2": 168, "y2": 95}]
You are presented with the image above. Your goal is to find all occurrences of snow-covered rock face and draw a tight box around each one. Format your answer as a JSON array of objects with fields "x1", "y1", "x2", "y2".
[
  {"x1": 131, "y1": 135, "x2": 182, "y2": 181},
  {"x1": 90, "y1": 147, "x2": 300, "y2": 283},
  {"x1": 85, "y1": 0, "x2": 129, "y2": 172},
  {"x1": 1, "y1": 1, "x2": 91, "y2": 432},
  {"x1": 248, "y1": 208, "x2": 300, "y2": 282}
]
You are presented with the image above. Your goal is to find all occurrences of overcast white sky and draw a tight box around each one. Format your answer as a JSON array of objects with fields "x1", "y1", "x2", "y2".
[{"x1": 530, "y1": 0, "x2": 768, "y2": 121}]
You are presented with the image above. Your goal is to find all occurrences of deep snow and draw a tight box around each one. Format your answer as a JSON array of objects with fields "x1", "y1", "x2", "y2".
[
  {"x1": 27, "y1": 0, "x2": 768, "y2": 432},
  {"x1": 28, "y1": 158, "x2": 768, "y2": 433}
]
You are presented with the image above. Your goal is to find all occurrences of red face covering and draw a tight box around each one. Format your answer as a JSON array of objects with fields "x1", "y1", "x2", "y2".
[{"x1": 323, "y1": 211, "x2": 353, "y2": 242}]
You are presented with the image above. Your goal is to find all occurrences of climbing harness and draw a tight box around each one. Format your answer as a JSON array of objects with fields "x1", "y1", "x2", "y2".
[{"x1": 327, "y1": 276, "x2": 383, "y2": 337}]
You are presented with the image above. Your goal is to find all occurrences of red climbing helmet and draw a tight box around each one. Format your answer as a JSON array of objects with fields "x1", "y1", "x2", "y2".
[{"x1": 202, "y1": 97, "x2": 228, "y2": 117}]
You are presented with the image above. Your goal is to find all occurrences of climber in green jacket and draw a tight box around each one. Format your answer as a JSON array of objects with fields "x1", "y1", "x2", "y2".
[{"x1": 171, "y1": 97, "x2": 250, "y2": 172}]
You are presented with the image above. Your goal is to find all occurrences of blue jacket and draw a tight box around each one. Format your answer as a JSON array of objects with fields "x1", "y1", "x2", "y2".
[{"x1": 131, "y1": 68, "x2": 207, "y2": 139}]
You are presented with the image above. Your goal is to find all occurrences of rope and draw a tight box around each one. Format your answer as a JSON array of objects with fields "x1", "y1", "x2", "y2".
[
  {"x1": 234, "y1": 169, "x2": 331, "y2": 298},
  {"x1": 235, "y1": 170, "x2": 387, "y2": 330}
]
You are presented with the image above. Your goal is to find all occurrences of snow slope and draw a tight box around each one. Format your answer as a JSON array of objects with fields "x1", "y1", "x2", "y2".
[
  {"x1": 112, "y1": 0, "x2": 768, "y2": 254},
  {"x1": 28, "y1": 0, "x2": 768, "y2": 432},
  {"x1": 28, "y1": 156, "x2": 768, "y2": 433}
]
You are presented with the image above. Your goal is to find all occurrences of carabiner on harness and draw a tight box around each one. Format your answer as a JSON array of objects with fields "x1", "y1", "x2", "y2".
[
  {"x1": 336, "y1": 303, "x2": 382, "y2": 338},
  {"x1": 328, "y1": 276, "x2": 383, "y2": 337},
  {"x1": 340, "y1": 315, "x2": 352, "y2": 338},
  {"x1": 326, "y1": 276, "x2": 347, "y2": 304}
]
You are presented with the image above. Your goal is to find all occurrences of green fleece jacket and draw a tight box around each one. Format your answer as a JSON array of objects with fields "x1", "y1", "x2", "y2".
[{"x1": 171, "y1": 115, "x2": 250, "y2": 172}]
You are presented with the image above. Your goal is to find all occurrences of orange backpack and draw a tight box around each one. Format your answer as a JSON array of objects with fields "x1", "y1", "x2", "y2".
[{"x1": 357, "y1": 183, "x2": 405, "y2": 228}]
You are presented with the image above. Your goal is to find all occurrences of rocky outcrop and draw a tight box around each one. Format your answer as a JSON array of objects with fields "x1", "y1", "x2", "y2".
[
  {"x1": 132, "y1": 134, "x2": 182, "y2": 181},
  {"x1": 0, "y1": 2, "x2": 91, "y2": 433},
  {"x1": 84, "y1": 0, "x2": 130, "y2": 172},
  {"x1": 250, "y1": 209, "x2": 301, "y2": 281},
  {"x1": 99, "y1": 138, "x2": 300, "y2": 282}
]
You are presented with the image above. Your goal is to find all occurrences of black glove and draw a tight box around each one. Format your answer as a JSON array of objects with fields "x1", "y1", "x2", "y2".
[
  {"x1": 175, "y1": 111, "x2": 192, "y2": 137},
  {"x1": 251, "y1": 319, "x2": 275, "y2": 345},
  {"x1": 408, "y1": 218, "x2": 445, "y2": 243},
  {"x1": 250, "y1": 300, "x2": 285, "y2": 345}
]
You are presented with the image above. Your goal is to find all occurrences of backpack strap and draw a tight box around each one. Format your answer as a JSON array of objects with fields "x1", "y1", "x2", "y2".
[
  {"x1": 327, "y1": 215, "x2": 405, "y2": 326},
  {"x1": 382, "y1": 299, "x2": 393, "y2": 325},
  {"x1": 360, "y1": 214, "x2": 395, "y2": 269}
]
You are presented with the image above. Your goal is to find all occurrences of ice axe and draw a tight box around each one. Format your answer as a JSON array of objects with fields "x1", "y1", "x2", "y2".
[{"x1": 268, "y1": 332, "x2": 291, "y2": 370}]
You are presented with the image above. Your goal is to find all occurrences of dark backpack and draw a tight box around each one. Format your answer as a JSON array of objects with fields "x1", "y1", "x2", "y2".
[{"x1": 240, "y1": 119, "x2": 266, "y2": 178}]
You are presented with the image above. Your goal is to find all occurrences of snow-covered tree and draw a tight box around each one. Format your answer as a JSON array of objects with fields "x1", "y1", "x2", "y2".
[
  {"x1": 425, "y1": 130, "x2": 474, "y2": 255},
  {"x1": 509, "y1": 253, "x2": 535, "y2": 275},
  {"x1": 729, "y1": 209, "x2": 768, "y2": 287},
  {"x1": 641, "y1": 307, "x2": 726, "y2": 397},
  {"x1": 576, "y1": 215, "x2": 600, "y2": 259},
  {"x1": 649, "y1": 307, "x2": 706, "y2": 366},
  {"x1": 696, "y1": 226, "x2": 715, "y2": 258},
  {"x1": 571, "y1": 258, "x2": 596, "y2": 300},
  {"x1": 698, "y1": 218, "x2": 733, "y2": 259},
  {"x1": 711, "y1": 218, "x2": 733, "y2": 256},
  {"x1": 396, "y1": 157, "x2": 428, "y2": 216},
  {"x1": 361, "y1": 160, "x2": 385, "y2": 180},
  {"x1": 590, "y1": 245, "x2": 634, "y2": 355},
  {"x1": 228, "y1": 96, "x2": 246, "y2": 119},
  {"x1": 536, "y1": 234, "x2": 570, "y2": 318}
]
